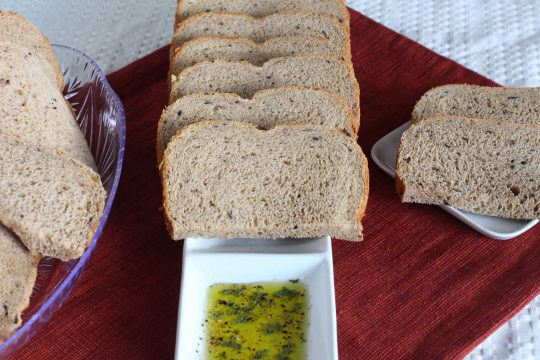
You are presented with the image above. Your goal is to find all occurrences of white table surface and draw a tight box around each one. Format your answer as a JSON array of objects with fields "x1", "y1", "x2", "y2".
[{"x1": 3, "y1": 0, "x2": 539, "y2": 359}]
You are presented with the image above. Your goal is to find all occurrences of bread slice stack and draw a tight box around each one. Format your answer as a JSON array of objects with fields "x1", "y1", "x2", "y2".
[
  {"x1": 159, "y1": 1, "x2": 369, "y2": 240},
  {"x1": 396, "y1": 84, "x2": 540, "y2": 220},
  {"x1": 0, "y1": 11, "x2": 106, "y2": 341}
]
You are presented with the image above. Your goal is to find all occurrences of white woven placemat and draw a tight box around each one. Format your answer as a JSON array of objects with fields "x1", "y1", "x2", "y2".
[{"x1": 3, "y1": 1, "x2": 540, "y2": 358}]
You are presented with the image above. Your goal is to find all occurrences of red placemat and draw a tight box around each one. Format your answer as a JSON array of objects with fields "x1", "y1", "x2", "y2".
[{"x1": 11, "y1": 9, "x2": 540, "y2": 360}]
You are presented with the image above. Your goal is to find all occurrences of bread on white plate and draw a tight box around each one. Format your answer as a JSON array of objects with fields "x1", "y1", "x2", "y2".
[
  {"x1": 396, "y1": 116, "x2": 540, "y2": 220},
  {"x1": 412, "y1": 84, "x2": 540, "y2": 127}
]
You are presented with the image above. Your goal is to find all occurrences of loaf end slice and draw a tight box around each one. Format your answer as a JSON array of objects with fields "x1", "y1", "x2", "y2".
[
  {"x1": 157, "y1": 88, "x2": 357, "y2": 162},
  {"x1": 161, "y1": 121, "x2": 368, "y2": 241},
  {"x1": 0, "y1": 132, "x2": 106, "y2": 260},
  {"x1": 0, "y1": 10, "x2": 63, "y2": 89},
  {"x1": 412, "y1": 84, "x2": 540, "y2": 126},
  {"x1": 396, "y1": 116, "x2": 540, "y2": 220},
  {"x1": 0, "y1": 225, "x2": 39, "y2": 343}
]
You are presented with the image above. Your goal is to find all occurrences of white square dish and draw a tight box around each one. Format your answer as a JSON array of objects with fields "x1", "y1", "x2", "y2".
[
  {"x1": 371, "y1": 121, "x2": 538, "y2": 240},
  {"x1": 175, "y1": 236, "x2": 338, "y2": 360}
]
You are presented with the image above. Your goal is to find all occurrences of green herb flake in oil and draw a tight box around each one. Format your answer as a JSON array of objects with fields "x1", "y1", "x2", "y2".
[{"x1": 204, "y1": 282, "x2": 308, "y2": 359}]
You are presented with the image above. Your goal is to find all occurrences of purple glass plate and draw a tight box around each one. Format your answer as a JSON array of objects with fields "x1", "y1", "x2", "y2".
[{"x1": 0, "y1": 45, "x2": 126, "y2": 356}]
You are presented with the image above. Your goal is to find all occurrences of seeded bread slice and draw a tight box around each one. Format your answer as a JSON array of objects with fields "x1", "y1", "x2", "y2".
[
  {"x1": 161, "y1": 121, "x2": 369, "y2": 241},
  {"x1": 170, "y1": 56, "x2": 360, "y2": 129},
  {"x1": 157, "y1": 88, "x2": 357, "y2": 162},
  {"x1": 0, "y1": 41, "x2": 96, "y2": 170},
  {"x1": 0, "y1": 132, "x2": 106, "y2": 260},
  {"x1": 0, "y1": 10, "x2": 63, "y2": 89},
  {"x1": 176, "y1": 0, "x2": 349, "y2": 23},
  {"x1": 0, "y1": 225, "x2": 39, "y2": 343},
  {"x1": 396, "y1": 116, "x2": 540, "y2": 220},
  {"x1": 171, "y1": 35, "x2": 348, "y2": 75},
  {"x1": 412, "y1": 84, "x2": 540, "y2": 126},
  {"x1": 171, "y1": 11, "x2": 351, "y2": 57}
]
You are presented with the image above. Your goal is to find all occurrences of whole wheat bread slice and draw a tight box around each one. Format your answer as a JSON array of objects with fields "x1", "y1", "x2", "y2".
[
  {"x1": 157, "y1": 88, "x2": 357, "y2": 162},
  {"x1": 412, "y1": 84, "x2": 540, "y2": 126},
  {"x1": 0, "y1": 41, "x2": 96, "y2": 170},
  {"x1": 396, "y1": 116, "x2": 540, "y2": 220},
  {"x1": 0, "y1": 132, "x2": 106, "y2": 260},
  {"x1": 171, "y1": 35, "x2": 347, "y2": 75},
  {"x1": 0, "y1": 10, "x2": 63, "y2": 89},
  {"x1": 161, "y1": 121, "x2": 369, "y2": 241},
  {"x1": 171, "y1": 11, "x2": 350, "y2": 57},
  {"x1": 0, "y1": 225, "x2": 39, "y2": 343},
  {"x1": 169, "y1": 56, "x2": 360, "y2": 128},
  {"x1": 176, "y1": 0, "x2": 349, "y2": 23}
]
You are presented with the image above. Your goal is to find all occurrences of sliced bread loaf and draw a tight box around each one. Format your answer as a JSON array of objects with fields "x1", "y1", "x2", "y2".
[
  {"x1": 171, "y1": 35, "x2": 347, "y2": 74},
  {"x1": 0, "y1": 225, "x2": 39, "y2": 342},
  {"x1": 176, "y1": 0, "x2": 349, "y2": 23},
  {"x1": 169, "y1": 56, "x2": 360, "y2": 128},
  {"x1": 0, "y1": 10, "x2": 63, "y2": 89},
  {"x1": 171, "y1": 12, "x2": 350, "y2": 56},
  {"x1": 157, "y1": 88, "x2": 356, "y2": 162},
  {"x1": 161, "y1": 121, "x2": 369, "y2": 241},
  {"x1": 0, "y1": 41, "x2": 96, "y2": 170},
  {"x1": 412, "y1": 84, "x2": 540, "y2": 126},
  {"x1": 0, "y1": 132, "x2": 106, "y2": 260},
  {"x1": 396, "y1": 116, "x2": 540, "y2": 220}
]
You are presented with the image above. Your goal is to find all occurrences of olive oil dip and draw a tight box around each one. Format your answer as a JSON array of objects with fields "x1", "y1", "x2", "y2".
[{"x1": 203, "y1": 281, "x2": 308, "y2": 359}]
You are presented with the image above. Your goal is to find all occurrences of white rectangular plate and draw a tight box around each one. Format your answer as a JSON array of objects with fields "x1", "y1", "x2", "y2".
[
  {"x1": 175, "y1": 236, "x2": 338, "y2": 360},
  {"x1": 371, "y1": 121, "x2": 538, "y2": 240}
]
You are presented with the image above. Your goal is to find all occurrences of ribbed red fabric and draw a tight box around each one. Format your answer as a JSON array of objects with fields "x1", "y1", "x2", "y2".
[{"x1": 11, "y1": 9, "x2": 539, "y2": 360}]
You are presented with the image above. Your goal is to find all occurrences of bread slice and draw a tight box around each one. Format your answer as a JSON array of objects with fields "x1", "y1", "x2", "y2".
[
  {"x1": 0, "y1": 132, "x2": 106, "y2": 260},
  {"x1": 157, "y1": 88, "x2": 357, "y2": 162},
  {"x1": 0, "y1": 10, "x2": 63, "y2": 89},
  {"x1": 161, "y1": 121, "x2": 369, "y2": 241},
  {"x1": 169, "y1": 56, "x2": 360, "y2": 128},
  {"x1": 412, "y1": 84, "x2": 540, "y2": 126},
  {"x1": 171, "y1": 11, "x2": 350, "y2": 56},
  {"x1": 0, "y1": 225, "x2": 39, "y2": 342},
  {"x1": 0, "y1": 41, "x2": 96, "y2": 170},
  {"x1": 171, "y1": 35, "x2": 348, "y2": 75},
  {"x1": 396, "y1": 116, "x2": 540, "y2": 220},
  {"x1": 176, "y1": 0, "x2": 349, "y2": 23}
]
